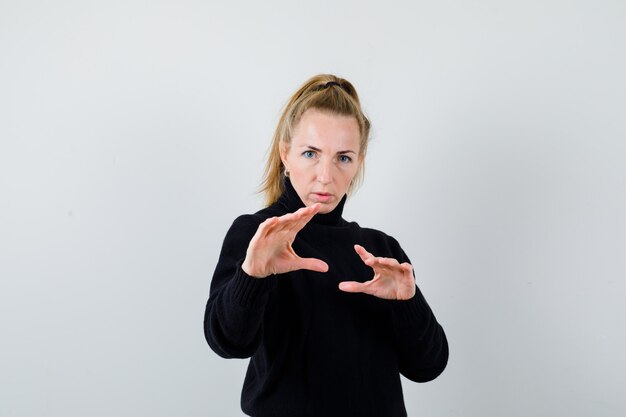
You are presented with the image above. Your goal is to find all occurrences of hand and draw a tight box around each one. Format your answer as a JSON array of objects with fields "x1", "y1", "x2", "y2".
[
  {"x1": 242, "y1": 204, "x2": 329, "y2": 278},
  {"x1": 338, "y1": 245, "x2": 416, "y2": 300}
]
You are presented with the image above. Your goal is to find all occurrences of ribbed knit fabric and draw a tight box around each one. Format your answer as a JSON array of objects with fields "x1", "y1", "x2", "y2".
[{"x1": 204, "y1": 179, "x2": 448, "y2": 416}]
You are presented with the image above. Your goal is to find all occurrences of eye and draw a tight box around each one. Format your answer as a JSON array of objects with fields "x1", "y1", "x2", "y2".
[
  {"x1": 303, "y1": 150, "x2": 316, "y2": 159},
  {"x1": 338, "y1": 155, "x2": 353, "y2": 164}
]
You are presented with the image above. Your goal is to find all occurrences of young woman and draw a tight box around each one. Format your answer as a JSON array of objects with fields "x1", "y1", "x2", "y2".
[{"x1": 204, "y1": 74, "x2": 448, "y2": 416}]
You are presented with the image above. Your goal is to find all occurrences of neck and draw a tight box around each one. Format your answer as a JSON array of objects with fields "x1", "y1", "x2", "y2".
[{"x1": 278, "y1": 178, "x2": 347, "y2": 226}]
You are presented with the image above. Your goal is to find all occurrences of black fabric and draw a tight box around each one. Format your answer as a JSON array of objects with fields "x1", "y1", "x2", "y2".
[{"x1": 204, "y1": 179, "x2": 448, "y2": 417}]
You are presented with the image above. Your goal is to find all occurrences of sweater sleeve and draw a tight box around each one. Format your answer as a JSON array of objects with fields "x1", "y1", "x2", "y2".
[
  {"x1": 204, "y1": 215, "x2": 277, "y2": 359},
  {"x1": 388, "y1": 240, "x2": 449, "y2": 382},
  {"x1": 391, "y1": 285, "x2": 449, "y2": 382}
]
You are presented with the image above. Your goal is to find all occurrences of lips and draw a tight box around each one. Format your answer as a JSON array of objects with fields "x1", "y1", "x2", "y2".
[{"x1": 312, "y1": 192, "x2": 333, "y2": 203}]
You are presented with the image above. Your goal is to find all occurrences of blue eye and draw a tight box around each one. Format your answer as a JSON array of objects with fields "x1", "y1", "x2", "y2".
[
  {"x1": 338, "y1": 155, "x2": 352, "y2": 163},
  {"x1": 303, "y1": 150, "x2": 316, "y2": 158}
]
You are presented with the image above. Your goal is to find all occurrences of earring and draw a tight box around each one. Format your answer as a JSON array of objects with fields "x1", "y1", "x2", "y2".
[{"x1": 284, "y1": 170, "x2": 290, "y2": 178}]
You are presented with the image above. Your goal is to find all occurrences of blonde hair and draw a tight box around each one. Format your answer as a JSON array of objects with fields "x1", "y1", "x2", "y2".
[{"x1": 260, "y1": 74, "x2": 371, "y2": 206}]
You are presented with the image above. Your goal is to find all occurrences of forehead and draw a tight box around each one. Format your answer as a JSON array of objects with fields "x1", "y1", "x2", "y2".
[{"x1": 291, "y1": 110, "x2": 360, "y2": 151}]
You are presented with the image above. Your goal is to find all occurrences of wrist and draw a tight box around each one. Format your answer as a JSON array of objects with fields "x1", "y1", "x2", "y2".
[{"x1": 242, "y1": 258, "x2": 268, "y2": 279}]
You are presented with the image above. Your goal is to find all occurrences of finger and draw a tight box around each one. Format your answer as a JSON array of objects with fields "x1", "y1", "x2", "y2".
[
  {"x1": 295, "y1": 257, "x2": 329, "y2": 273},
  {"x1": 355, "y1": 248, "x2": 385, "y2": 271},
  {"x1": 338, "y1": 280, "x2": 369, "y2": 293},
  {"x1": 298, "y1": 203, "x2": 322, "y2": 223},
  {"x1": 377, "y1": 256, "x2": 401, "y2": 270},
  {"x1": 385, "y1": 261, "x2": 413, "y2": 278},
  {"x1": 290, "y1": 203, "x2": 322, "y2": 233},
  {"x1": 271, "y1": 211, "x2": 304, "y2": 235},
  {"x1": 257, "y1": 217, "x2": 280, "y2": 239},
  {"x1": 400, "y1": 262, "x2": 414, "y2": 275},
  {"x1": 265, "y1": 206, "x2": 318, "y2": 243},
  {"x1": 290, "y1": 203, "x2": 321, "y2": 219},
  {"x1": 302, "y1": 202, "x2": 322, "y2": 214},
  {"x1": 366, "y1": 258, "x2": 387, "y2": 272},
  {"x1": 275, "y1": 204, "x2": 316, "y2": 230},
  {"x1": 354, "y1": 244, "x2": 375, "y2": 264}
]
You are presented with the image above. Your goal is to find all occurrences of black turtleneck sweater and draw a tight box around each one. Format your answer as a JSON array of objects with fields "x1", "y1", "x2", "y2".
[{"x1": 204, "y1": 179, "x2": 448, "y2": 417}]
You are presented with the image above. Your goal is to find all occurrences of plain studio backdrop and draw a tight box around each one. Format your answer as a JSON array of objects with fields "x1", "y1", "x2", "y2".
[{"x1": 1, "y1": 1, "x2": 625, "y2": 416}]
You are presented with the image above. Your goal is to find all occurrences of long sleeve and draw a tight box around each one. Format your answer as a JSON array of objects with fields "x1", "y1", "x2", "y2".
[
  {"x1": 204, "y1": 215, "x2": 277, "y2": 358},
  {"x1": 204, "y1": 184, "x2": 449, "y2": 415},
  {"x1": 391, "y1": 286, "x2": 449, "y2": 382},
  {"x1": 385, "y1": 236, "x2": 449, "y2": 382}
]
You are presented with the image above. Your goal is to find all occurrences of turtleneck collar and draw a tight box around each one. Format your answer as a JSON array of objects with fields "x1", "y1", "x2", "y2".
[{"x1": 277, "y1": 178, "x2": 347, "y2": 226}]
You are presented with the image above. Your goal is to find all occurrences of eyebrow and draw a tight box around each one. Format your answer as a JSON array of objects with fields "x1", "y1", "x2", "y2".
[{"x1": 303, "y1": 145, "x2": 357, "y2": 154}]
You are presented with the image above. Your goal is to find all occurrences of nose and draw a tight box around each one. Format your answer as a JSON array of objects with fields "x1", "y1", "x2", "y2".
[{"x1": 316, "y1": 158, "x2": 333, "y2": 185}]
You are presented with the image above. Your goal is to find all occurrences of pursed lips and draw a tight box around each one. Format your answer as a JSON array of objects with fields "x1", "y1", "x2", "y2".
[{"x1": 312, "y1": 192, "x2": 333, "y2": 202}]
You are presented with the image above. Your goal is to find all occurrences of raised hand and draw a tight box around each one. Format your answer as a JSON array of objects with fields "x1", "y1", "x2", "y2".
[
  {"x1": 338, "y1": 245, "x2": 416, "y2": 300},
  {"x1": 241, "y1": 204, "x2": 329, "y2": 278}
]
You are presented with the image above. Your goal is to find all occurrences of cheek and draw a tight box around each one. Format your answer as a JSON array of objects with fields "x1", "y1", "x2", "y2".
[
  {"x1": 293, "y1": 160, "x2": 315, "y2": 175},
  {"x1": 344, "y1": 163, "x2": 359, "y2": 178},
  {"x1": 289, "y1": 163, "x2": 315, "y2": 185},
  {"x1": 337, "y1": 168, "x2": 356, "y2": 188}
]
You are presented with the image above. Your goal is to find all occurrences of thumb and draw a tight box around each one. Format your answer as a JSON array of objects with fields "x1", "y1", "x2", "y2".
[
  {"x1": 298, "y1": 257, "x2": 329, "y2": 273},
  {"x1": 338, "y1": 281, "x2": 367, "y2": 293}
]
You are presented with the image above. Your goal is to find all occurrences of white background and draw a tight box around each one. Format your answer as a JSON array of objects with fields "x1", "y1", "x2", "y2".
[{"x1": 1, "y1": 1, "x2": 625, "y2": 416}]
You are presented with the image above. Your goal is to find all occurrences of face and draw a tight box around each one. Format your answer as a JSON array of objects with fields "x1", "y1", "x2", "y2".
[{"x1": 280, "y1": 109, "x2": 363, "y2": 214}]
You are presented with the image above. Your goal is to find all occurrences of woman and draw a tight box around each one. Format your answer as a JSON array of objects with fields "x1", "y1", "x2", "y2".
[{"x1": 204, "y1": 74, "x2": 448, "y2": 416}]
